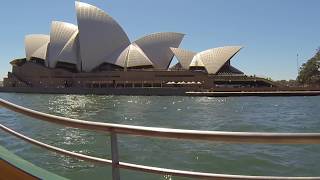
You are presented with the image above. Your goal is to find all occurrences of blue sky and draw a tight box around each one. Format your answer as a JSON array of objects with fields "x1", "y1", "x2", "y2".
[{"x1": 0, "y1": 0, "x2": 319, "y2": 80}]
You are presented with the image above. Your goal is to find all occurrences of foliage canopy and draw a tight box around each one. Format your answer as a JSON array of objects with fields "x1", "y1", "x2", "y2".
[{"x1": 297, "y1": 49, "x2": 320, "y2": 85}]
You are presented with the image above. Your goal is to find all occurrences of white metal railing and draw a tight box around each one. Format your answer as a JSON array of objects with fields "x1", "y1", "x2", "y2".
[{"x1": 1, "y1": 98, "x2": 320, "y2": 180}]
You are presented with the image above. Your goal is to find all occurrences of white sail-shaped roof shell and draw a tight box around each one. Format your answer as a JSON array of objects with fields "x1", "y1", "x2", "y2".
[
  {"x1": 115, "y1": 44, "x2": 153, "y2": 68},
  {"x1": 47, "y1": 21, "x2": 78, "y2": 68},
  {"x1": 192, "y1": 46, "x2": 242, "y2": 74},
  {"x1": 170, "y1": 48, "x2": 196, "y2": 70},
  {"x1": 32, "y1": 43, "x2": 49, "y2": 60},
  {"x1": 76, "y1": 1, "x2": 130, "y2": 72},
  {"x1": 134, "y1": 32, "x2": 184, "y2": 69},
  {"x1": 57, "y1": 31, "x2": 81, "y2": 71},
  {"x1": 25, "y1": 34, "x2": 50, "y2": 60},
  {"x1": 189, "y1": 56, "x2": 205, "y2": 67}
]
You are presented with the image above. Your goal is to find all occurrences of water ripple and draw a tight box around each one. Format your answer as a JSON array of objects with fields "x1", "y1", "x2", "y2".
[{"x1": 0, "y1": 93, "x2": 320, "y2": 179}]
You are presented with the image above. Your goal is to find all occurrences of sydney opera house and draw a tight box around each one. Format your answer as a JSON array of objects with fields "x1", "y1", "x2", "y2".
[{"x1": 3, "y1": 2, "x2": 275, "y2": 90}]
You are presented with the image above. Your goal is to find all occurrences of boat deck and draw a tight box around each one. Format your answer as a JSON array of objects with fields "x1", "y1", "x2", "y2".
[{"x1": 0, "y1": 145, "x2": 66, "y2": 180}]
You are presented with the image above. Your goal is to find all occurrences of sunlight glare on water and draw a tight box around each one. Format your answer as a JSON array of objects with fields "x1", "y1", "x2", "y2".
[{"x1": 0, "y1": 93, "x2": 320, "y2": 180}]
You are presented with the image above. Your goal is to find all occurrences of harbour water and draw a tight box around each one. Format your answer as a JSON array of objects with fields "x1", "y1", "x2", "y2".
[{"x1": 0, "y1": 93, "x2": 320, "y2": 179}]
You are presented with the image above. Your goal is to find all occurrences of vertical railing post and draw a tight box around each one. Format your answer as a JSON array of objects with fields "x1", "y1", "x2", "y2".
[{"x1": 110, "y1": 131, "x2": 120, "y2": 180}]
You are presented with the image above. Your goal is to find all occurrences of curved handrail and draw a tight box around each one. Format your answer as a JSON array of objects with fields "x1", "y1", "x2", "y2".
[
  {"x1": 0, "y1": 124, "x2": 318, "y2": 180},
  {"x1": 0, "y1": 124, "x2": 112, "y2": 165},
  {"x1": 1, "y1": 98, "x2": 320, "y2": 144}
]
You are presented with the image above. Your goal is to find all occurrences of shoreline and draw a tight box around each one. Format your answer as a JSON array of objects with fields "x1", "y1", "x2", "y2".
[
  {"x1": 186, "y1": 91, "x2": 320, "y2": 97},
  {"x1": 0, "y1": 87, "x2": 320, "y2": 97}
]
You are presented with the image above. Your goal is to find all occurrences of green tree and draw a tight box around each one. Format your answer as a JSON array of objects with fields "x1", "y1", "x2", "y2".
[{"x1": 297, "y1": 48, "x2": 320, "y2": 85}]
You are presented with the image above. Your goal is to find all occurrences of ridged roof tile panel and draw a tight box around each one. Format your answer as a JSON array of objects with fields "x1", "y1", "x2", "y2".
[
  {"x1": 76, "y1": 1, "x2": 130, "y2": 72},
  {"x1": 57, "y1": 31, "x2": 81, "y2": 71},
  {"x1": 134, "y1": 32, "x2": 185, "y2": 69},
  {"x1": 32, "y1": 43, "x2": 49, "y2": 60},
  {"x1": 114, "y1": 46, "x2": 128, "y2": 67},
  {"x1": 189, "y1": 54, "x2": 205, "y2": 67},
  {"x1": 126, "y1": 44, "x2": 153, "y2": 68},
  {"x1": 170, "y1": 48, "x2": 196, "y2": 69},
  {"x1": 47, "y1": 21, "x2": 78, "y2": 68},
  {"x1": 196, "y1": 46, "x2": 242, "y2": 74},
  {"x1": 116, "y1": 44, "x2": 153, "y2": 68},
  {"x1": 25, "y1": 34, "x2": 50, "y2": 60}
]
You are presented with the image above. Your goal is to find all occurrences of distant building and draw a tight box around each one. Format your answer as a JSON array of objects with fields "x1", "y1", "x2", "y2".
[{"x1": 3, "y1": 2, "x2": 276, "y2": 89}]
